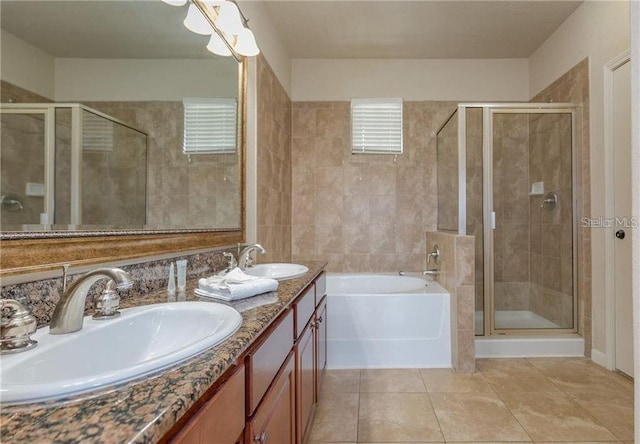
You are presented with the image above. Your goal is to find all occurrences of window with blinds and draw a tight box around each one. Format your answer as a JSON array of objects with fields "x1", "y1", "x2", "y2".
[
  {"x1": 82, "y1": 111, "x2": 114, "y2": 152},
  {"x1": 183, "y1": 98, "x2": 237, "y2": 155},
  {"x1": 351, "y1": 98, "x2": 403, "y2": 154}
]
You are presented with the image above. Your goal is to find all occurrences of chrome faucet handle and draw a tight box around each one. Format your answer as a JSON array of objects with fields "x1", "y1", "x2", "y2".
[
  {"x1": 427, "y1": 245, "x2": 440, "y2": 265},
  {"x1": 423, "y1": 269, "x2": 440, "y2": 276},
  {"x1": 223, "y1": 252, "x2": 238, "y2": 272},
  {"x1": 93, "y1": 280, "x2": 121, "y2": 320},
  {"x1": 0, "y1": 299, "x2": 38, "y2": 354}
]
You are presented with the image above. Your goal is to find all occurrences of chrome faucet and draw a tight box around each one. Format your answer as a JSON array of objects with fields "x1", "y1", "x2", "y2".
[
  {"x1": 424, "y1": 245, "x2": 441, "y2": 276},
  {"x1": 427, "y1": 245, "x2": 440, "y2": 266},
  {"x1": 50, "y1": 268, "x2": 133, "y2": 335},
  {"x1": 238, "y1": 243, "x2": 266, "y2": 269},
  {"x1": 0, "y1": 299, "x2": 38, "y2": 354}
]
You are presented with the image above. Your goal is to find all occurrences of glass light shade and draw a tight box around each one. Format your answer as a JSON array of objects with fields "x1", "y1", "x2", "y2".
[
  {"x1": 233, "y1": 27, "x2": 260, "y2": 56},
  {"x1": 161, "y1": 0, "x2": 187, "y2": 6},
  {"x1": 215, "y1": 1, "x2": 243, "y2": 35},
  {"x1": 183, "y1": 4, "x2": 213, "y2": 35},
  {"x1": 206, "y1": 32, "x2": 232, "y2": 56}
]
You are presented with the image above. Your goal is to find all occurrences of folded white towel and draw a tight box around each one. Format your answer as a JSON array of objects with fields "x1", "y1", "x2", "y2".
[
  {"x1": 215, "y1": 267, "x2": 258, "y2": 284},
  {"x1": 197, "y1": 267, "x2": 278, "y2": 301},
  {"x1": 195, "y1": 289, "x2": 279, "y2": 312}
]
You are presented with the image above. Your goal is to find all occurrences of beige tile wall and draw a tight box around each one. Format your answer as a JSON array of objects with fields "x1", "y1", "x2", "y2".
[
  {"x1": 0, "y1": 112, "x2": 47, "y2": 228},
  {"x1": 1, "y1": 80, "x2": 51, "y2": 103},
  {"x1": 426, "y1": 230, "x2": 476, "y2": 373},
  {"x1": 291, "y1": 101, "x2": 457, "y2": 272},
  {"x1": 86, "y1": 101, "x2": 240, "y2": 230},
  {"x1": 465, "y1": 108, "x2": 485, "y2": 315},
  {"x1": 256, "y1": 55, "x2": 292, "y2": 262},
  {"x1": 531, "y1": 58, "x2": 590, "y2": 353},
  {"x1": 436, "y1": 111, "x2": 459, "y2": 231},
  {"x1": 1, "y1": 82, "x2": 53, "y2": 229},
  {"x1": 80, "y1": 121, "x2": 147, "y2": 227},
  {"x1": 528, "y1": 113, "x2": 575, "y2": 328},
  {"x1": 492, "y1": 114, "x2": 532, "y2": 312}
]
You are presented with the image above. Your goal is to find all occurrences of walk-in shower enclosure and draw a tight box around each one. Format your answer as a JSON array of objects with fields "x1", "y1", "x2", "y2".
[
  {"x1": 437, "y1": 103, "x2": 579, "y2": 337},
  {"x1": 1, "y1": 104, "x2": 147, "y2": 230}
]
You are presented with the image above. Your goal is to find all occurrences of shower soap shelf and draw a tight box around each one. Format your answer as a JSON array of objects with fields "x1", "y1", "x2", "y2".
[{"x1": 529, "y1": 181, "x2": 544, "y2": 196}]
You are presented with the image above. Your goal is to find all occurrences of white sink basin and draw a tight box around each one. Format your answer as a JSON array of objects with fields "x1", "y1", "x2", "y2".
[
  {"x1": 244, "y1": 263, "x2": 309, "y2": 280},
  {"x1": 0, "y1": 301, "x2": 242, "y2": 404}
]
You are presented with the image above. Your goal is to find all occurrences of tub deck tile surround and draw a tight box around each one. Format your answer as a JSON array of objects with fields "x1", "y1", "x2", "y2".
[
  {"x1": 425, "y1": 230, "x2": 476, "y2": 373},
  {"x1": 0, "y1": 261, "x2": 327, "y2": 444}
]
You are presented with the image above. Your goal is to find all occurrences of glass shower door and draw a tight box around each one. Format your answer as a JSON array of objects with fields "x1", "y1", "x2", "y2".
[
  {"x1": 0, "y1": 108, "x2": 54, "y2": 230},
  {"x1": 487, "y1": 108, "x2": 576, "y2": 333}
]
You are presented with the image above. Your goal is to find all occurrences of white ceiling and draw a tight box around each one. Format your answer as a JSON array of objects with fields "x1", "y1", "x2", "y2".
[
  {"x1": 0, "y1": 1, "x2": 583, "y2": 60},
  {"x1": 262, "y1": 1, "x2": 584, "y2": 59}
]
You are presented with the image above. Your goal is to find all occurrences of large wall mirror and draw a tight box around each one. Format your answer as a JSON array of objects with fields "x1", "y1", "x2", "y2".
[{"x1": 0, "y1": 0, "x2": 246, "y2": 274}]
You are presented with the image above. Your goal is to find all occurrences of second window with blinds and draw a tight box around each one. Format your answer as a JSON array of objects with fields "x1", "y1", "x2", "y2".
[
  {"x1": 351, "y1": 98, "x2": 403, "y2": 155},
  {"x1": 183, "y1": 98, "x2": 237, "y2": 155}
]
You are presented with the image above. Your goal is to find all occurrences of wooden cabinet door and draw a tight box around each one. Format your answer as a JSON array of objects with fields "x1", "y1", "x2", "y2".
[
  {"x1": 172, "y1": 365, "x2": 245, "y2": 444},
  {"x1": 248, "y1": 353, "x2": 296, "y2": 444},
  {"x1": 296, "y1": 322, "x2": 315, "y2": 443},
  {"x1": 315, "y1": 299, "x2": 327, "y2": 398},
  {"x1": 248, "y1": 310, "x2": 294, "y2": 415}
]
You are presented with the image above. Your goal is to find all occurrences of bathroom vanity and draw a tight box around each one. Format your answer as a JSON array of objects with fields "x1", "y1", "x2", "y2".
[{"x1": 0, "y1": 262, "x2": 327, "y2": 444}]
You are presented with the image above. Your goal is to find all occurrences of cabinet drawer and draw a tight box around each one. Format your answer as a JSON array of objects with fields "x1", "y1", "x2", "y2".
[
  {"x1": 172, "y1": 365, "x2": 245, "y2": 444},
  {"x1": 294, "y1": 284, "x2": 315, "y2": 338},
  {"x1": 314, "y1": 272, "x2": 326, "y2": 306},
  {"x1": 248, "y1": 310, "x2": 294, "y2": 415}
]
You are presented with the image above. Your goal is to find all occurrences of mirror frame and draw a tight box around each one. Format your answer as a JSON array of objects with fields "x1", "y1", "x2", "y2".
[{"x1": 0, "y1": 59, "x2": 247, "y2": 277}]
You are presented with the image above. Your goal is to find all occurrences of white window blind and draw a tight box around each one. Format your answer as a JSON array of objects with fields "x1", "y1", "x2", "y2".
[
  {"x1": 351, "y1": 98, "x2": 403, "y2": 154},
  {"x1": 183, "y1": 98, "x2": 237, "y2": 155},
  {"x1": 82, "y1": 111, "x2": 114, "y2": 152}
]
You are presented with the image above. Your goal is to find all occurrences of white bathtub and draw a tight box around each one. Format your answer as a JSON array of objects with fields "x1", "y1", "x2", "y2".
[{"x1": 327, "y1": 273, "x2": 451, "y2": 369}]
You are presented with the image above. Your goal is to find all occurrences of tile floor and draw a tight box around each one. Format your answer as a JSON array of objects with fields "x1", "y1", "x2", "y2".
[{"x1": 308, "y1": 358, "x2": 634, "y2": 443}]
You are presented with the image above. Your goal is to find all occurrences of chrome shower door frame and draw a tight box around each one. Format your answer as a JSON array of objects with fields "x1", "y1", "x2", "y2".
[{"x1": 478, "y1": 103, "x2": 580, "y2": 336}]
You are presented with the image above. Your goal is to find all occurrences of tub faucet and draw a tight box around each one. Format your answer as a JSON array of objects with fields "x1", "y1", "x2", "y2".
[
  {"x1": 238, "y1": 243, "x2": 266, "y2": 269},
  {"x1": 427, "y1": 245, "x2": 440, "y2": 266},
  {"x1": 50, "y1": 268, "x2": 133, "y2": 335},
  {"x1": 424, "y1": 245, "x2": 441, "y2": 276}
]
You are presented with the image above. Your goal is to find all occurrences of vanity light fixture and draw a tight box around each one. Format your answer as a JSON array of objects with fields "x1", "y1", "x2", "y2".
[
  {"x1": 162, "y1": 0, "x2": 188, "y2": 6},
  {"x1": 183, "y1": 3, "x2": 214, "y2": 35},
  {"x1": 215, "y1": 1, "x2": 244, "y2": 35},
  {"x1": 207, "y1": 32, "x2": 232, "y2": 56},
  {"x1": 163, "y1": 0, "x2": 260, "y2": 57}
]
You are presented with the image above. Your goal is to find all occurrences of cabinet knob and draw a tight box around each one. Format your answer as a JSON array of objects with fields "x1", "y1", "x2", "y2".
[{"x1": 318, "y1": 316, "x2": 323, "y2": 323}]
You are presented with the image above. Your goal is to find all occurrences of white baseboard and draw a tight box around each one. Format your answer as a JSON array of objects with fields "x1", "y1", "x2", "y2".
[{"x1": 590, "y1": 348, "x2": 612, "y2": 370}]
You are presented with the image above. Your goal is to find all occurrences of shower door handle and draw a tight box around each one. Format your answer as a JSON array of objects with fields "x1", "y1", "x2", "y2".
[
  {"x1": 491, "y1": 211, "x2": 496, "y2": 229},
  {"x1": 616, "y1": 229, "x2": 626, "y2": 240}
]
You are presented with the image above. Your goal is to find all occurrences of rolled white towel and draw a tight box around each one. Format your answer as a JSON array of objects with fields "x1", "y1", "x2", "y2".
[{"x1": 197, "y1": 268, "x2": 278, "y2": 301}]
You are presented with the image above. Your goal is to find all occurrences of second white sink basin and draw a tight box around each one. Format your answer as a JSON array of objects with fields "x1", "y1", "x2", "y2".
[
  {"x1": 0, "y1": 301, "x2": 242, "y2": 404},
  {"x1": 244, "y1": 263, "x2": 309, "y2": 280}
]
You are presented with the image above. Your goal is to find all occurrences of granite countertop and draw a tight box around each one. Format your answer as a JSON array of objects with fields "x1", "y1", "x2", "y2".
[{"x1": 0, "y1": 261, "x2": 326, "y2": 444}]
